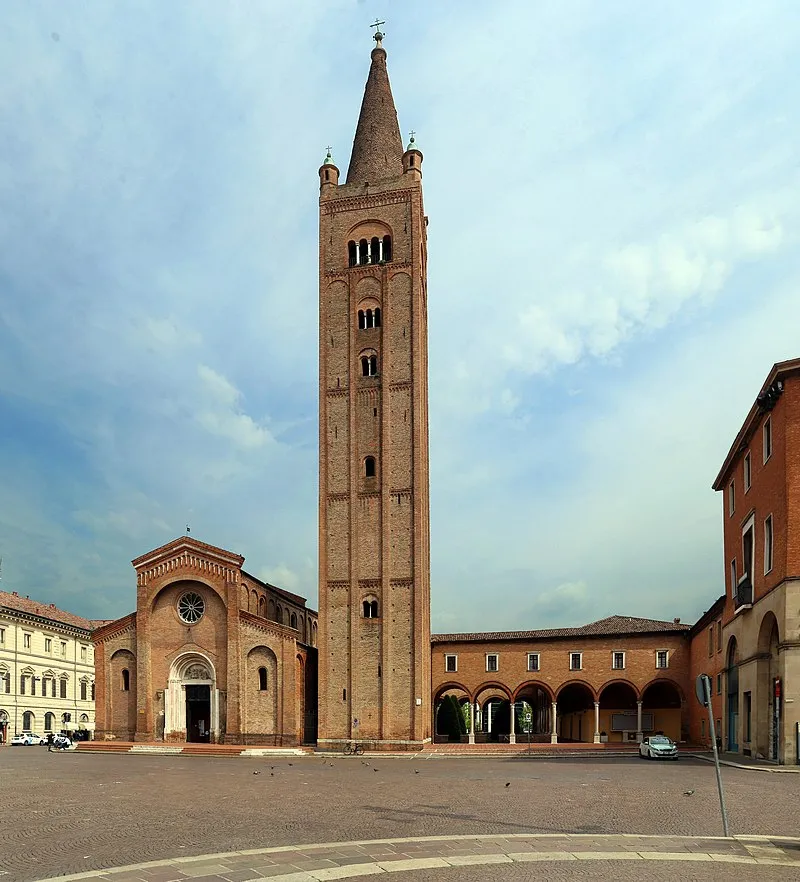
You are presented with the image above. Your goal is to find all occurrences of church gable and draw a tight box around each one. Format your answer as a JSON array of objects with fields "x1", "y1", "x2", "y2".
[{"x1": 132, "y1": 537, "x2": 245, "y2": 591}]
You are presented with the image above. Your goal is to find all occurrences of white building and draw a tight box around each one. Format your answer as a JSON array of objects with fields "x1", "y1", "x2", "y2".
[{"x1": 0, "y1": 590, "x2": 102, "y2": 742}]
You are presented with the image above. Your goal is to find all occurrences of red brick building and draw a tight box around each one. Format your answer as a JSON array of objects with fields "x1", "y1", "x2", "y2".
[
  {"x1": 432, "y1": 617, "x2": 690, "y2": 744},
  {"x1": 687, "y1": 596, "x2": 725, "y2": 749},
  {"x1": 93, "y1": 537, "x2": 317, "y2": 745},
  {"x1": 712, "y1": 358, "x2": 800, "y2": 762}
]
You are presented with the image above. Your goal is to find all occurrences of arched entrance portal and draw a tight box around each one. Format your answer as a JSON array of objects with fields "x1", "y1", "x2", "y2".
[
  {"x1": 757, "y1": 614, "x2": 780, "y2": 761},
  {"x1": 165, "y1": 653, "x2": 219, "y2": 743}
]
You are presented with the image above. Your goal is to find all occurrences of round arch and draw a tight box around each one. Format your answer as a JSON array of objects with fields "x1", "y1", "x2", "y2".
[
  {"x1": 556, "y1": 681, "x2": 596, "y2": 743},
  {"x1": 597, "y1": 678, "x2": 640, "y2": 701},
  {"x1": 513, "y1": 681, "x2": 554, "y2": 740},
  {"x1": 149, "y1": 576, "x2": 227, "y2": 615},
  {"x1": 641, "y1": 679, "x2": 684, "y2": 743},
  {"x1": 757, "y1": 611, "x2": 781, "y2": 759},
  {"x1": 165, "y1": 651, "x2": 217, "y2": 744},
  {"x1": 433, "y1": 683, "x2": 471, "y2": 743}
]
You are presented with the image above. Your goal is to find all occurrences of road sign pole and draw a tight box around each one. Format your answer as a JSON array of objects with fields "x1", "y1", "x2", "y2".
[{"x1": 702, "y1": 674, "x2": 730, "y2": 836}]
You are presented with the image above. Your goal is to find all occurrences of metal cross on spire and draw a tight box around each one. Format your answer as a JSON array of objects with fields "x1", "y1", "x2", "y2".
[{"x1": 370, "y1": 18, "x2": 385, "y2": 45}]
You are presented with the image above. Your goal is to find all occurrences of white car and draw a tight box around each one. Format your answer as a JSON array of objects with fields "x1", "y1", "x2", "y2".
[
  {"x1": 10, "y1": 734, "x2": 33, "y2": 746},
  {"x1": 639, "y1": 734, "x2": 679, "y2": 760}
]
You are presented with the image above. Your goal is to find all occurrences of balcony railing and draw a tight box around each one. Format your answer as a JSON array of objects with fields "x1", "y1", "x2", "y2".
[{"x1": 735, "y1": 574, "x2": 753, "y2": 611}]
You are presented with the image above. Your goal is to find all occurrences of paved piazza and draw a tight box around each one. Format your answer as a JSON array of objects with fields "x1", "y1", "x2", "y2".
[{"x1": 1, "y1": 751, "x2": 799, "y2": 882}]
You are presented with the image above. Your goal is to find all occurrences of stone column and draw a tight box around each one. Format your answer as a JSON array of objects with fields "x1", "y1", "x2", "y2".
[
  {"x1": 469, "y1": 702, "x2": 475, "y2": 745},
  {"x1": 636, "y1": 700, "x2": 643, "y2": 743},
  {"x1": 594, "y1": 702, "x2": 601, "y2": 743},
  {"x1": 551, "y1": 701, "x2": 558, "y2": 744},
  {"x1": 509, "y1": 701, "x2": 516, "y2": 745}
]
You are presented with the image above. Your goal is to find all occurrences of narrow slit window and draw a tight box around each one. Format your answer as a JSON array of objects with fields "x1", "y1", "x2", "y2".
[
  {"x1": 122, "y1": 669, "x2": 130, "y2": 692},
  {"x1": 258, "y1": 667, "x2": 267, "y2": 691},
  {"x1": 364, "y1": 456, "x2": 376, "y2": 478}
]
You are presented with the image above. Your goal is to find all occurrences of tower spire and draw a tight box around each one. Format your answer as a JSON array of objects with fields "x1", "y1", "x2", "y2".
[{"x1": 346, "y1": 27, "x2": 404, "y2": 184}]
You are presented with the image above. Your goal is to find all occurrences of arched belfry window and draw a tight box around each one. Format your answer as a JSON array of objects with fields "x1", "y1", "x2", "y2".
[
  {"x1": 361, "y1": 354, "x2": 379, "y2": 377},
  {"x1": 364, "y1": 456, "x2": 376, "y2": 478},
  {"x1": 363, "y1": 599, "x2": 379, "y2": 618},
  {"x1": 348, "y1": 235, "x2": 392, "y2": 267},
  {"x1": 358, "y1": 308, "x2": 381, "y2": 330}
]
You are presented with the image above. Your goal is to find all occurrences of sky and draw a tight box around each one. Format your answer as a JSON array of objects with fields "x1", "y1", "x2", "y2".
[{"x1": 1, "y1": 1, "x2": 798, "y2": 632}]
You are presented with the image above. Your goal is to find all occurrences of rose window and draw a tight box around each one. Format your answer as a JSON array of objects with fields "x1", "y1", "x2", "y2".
[{"x1": 177, "y1": 592, "x2": 205, "y2": 624}]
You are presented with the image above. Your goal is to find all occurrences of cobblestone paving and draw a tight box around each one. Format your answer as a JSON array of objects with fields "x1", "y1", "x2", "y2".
[{"x1": 1, "y1": 750, "x2": 798, "y2": 882}]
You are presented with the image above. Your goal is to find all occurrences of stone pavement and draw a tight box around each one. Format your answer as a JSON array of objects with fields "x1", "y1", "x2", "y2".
[
  {"x1": 29, "y1": 834, "x2": 800, "y2": 882},
  {"x1": 4, "y1": 750, "x2": 800, "y2": 881}
]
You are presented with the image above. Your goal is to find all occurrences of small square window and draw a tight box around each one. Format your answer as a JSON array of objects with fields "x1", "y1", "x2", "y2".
[
  {"x1": 612, "y1": 651, "x2": 625, "y2": 670},
  {"x1": 763, "y1": 417, "x2": 772, "y2": 463},
  {"x1": 728, "y1": 481, "x2": 735, "y2": 516},
  {"x1": 744, "y1": 452, "x2": 751, "y2": 491},
  {"x1": 45, "y1": 638, "x2": 52, "y2": 652},
  {"x1": 527, "y1": 653, "x2": 540, "y2": 672},
  {"x1": 445, "y1": 654, "x2": 457, "y2": 673},
  {"x1": 569, "y1": 652, "x2": 582, "y2": 671},
  {"x1": 23, "y1": 633, "x2": 31, "y2": 649},
  {"x1": 656, "y1": 650, "x2": 669, "y2": 669},
  {"x1": 486, "y1": 654, "x2": 498, "y2": 673}
]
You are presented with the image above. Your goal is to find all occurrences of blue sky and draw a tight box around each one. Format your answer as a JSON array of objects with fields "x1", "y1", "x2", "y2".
[{"x1": 1, "y1": 1, "x2": 798, "y2": 631}]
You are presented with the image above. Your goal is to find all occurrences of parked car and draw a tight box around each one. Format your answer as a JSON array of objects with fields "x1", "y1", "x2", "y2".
[
  {"x1": 639, "y1": 734, "x2": 679, "y2": 760},
  {"x1": 28, "y1": 734, "x2": 47, "y2": 745},
  {"x1": 10, "y1": 734, "x2": 33, "y2": 746}
]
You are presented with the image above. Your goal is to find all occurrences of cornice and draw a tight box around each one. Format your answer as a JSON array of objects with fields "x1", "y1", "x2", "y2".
[
  {"x1": 0, "y1": 606, "x2": 92, "y2": 638},
  {"x1": 92, "y1": 613, "x2": 137, "y2": 644},
  {"x1": 136, "y1": 546, "x2": 241, "y2": 588},
  {"x1": 321, "y1": 191, "x2": 413, "y2": 215},
  {"x1": 240, "y1": 610, "x2": 296, "y2": 641},
  {"x1": 324, "y1": 261, "x2": 412, "y2": 280}
]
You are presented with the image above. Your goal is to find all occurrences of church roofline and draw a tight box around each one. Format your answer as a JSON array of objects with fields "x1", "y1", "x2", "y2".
[
  {"x1": 131, "y1": 536, "x2": 245, "y2": 571},
  {"x1": 240, "y1": 569, "x2": 311, "y2": 609}
]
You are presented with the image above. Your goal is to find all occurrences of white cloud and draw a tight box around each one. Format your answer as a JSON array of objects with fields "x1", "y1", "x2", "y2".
[{"x1": 196, "y1": 364, "x2": 274, "y2": 449}]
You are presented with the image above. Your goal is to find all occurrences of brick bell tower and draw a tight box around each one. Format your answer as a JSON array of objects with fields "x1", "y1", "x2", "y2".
[{"x1": 317, "y1": 28, "x2": 431, "y2": 749}]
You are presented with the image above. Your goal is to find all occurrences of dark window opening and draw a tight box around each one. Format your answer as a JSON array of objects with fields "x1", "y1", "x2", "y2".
[
  {"x1": 365, "y1": 456, "x2": 376, "y2": 478},
  {"x1": 19, "y1": 675, "x2": 25, "y2": 695},
  {"x1": 324, "y1": 169, "x2": 330, "y2": 181},
  {"x1": 342, "y1": 688, "x2": 347, "y2": 701},
  {"x1": 91, "y1": 682, "x2": 95, "y2": 701},
  {"x1": 374, "y1": 307, "x2": 381, "y2": 327},
  {"x1": 122, "y1": 669, "x2": 130, "y2": 692},
  {"x1": 371, "y1": 236, "x2": 380, "y2": 263},
  {"x1": 358, "y1": 239, "x2": 368, "y2": 265},
  {"x1": 258, "y1": 667, "x2": 267, "y2": 691},
  {"x1": 382, "y1": 236, "x2": 392, "y2": 261},
  {"x1": 348, "y1": 241, "x2": 357, "y2": 267},
  {"x1": 409, "y1": 155, "x2": 414, "y2": 166},
  {"x1": 361, "y1": 355, "x2": 378, "y2": 377},
  {"x1": 60, "y1": 678, "x2": 67, "y2": 698},
  {"x1": 358, "y1": 309, "x2": 366, "y2": 329},
  {"x1": 378, "y1": 665, "x2": 382, "y2": 678},
  {"x1": 80, "y1": 681, "x2": 87, "y2": 701},
  {"x1": 743, "y1": 526, "x2": 754, "y2": 577},
  {"x1": 373, "y1": 407, "x2": 378, "y2": 417},
  {"x1": 363, "y1": 599, "x2": 379, "y2": 618}
]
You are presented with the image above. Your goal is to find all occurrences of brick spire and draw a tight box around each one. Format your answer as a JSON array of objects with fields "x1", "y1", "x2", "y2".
[{"x1": 346, "y1": 41, "x2": 404, "y2": 184}]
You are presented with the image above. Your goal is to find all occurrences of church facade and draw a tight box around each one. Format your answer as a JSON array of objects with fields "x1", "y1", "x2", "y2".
[{"x1": 93, "y1": 537, "x2": 317, "y2": 745}]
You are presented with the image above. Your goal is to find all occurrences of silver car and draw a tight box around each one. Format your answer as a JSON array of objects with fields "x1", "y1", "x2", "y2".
[{"x1": 639, "y1": 734, "x2": 678, "y2": 760}]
